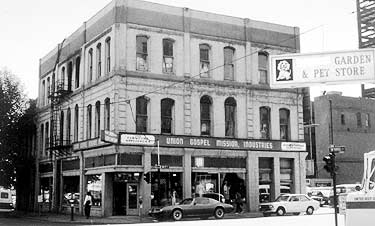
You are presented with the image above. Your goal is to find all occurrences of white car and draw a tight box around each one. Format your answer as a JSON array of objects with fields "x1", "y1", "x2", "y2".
[{"x1": 259, "y1": 194, "x2": 320, "y2": 216}]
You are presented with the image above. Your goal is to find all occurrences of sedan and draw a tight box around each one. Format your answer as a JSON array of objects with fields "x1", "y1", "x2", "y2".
[
  {"x1": 259, "y1": 194, "x2": 320, "y2": 216},
  {"x1": 149, "y1": 197, "x2": 234, "y2": 221}
]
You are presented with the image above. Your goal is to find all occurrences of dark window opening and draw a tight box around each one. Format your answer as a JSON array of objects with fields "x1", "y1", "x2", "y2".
[
  {"x1": 161, "y1": 98, "x2": 174, "y2": 134},
  {"x1": 280, "y1": 108, "x2": 290, "y2": 141},
  {"x1": 200, "y1": 95, "x2": 212, "y2": 136},
  {"x1": 225, "y1": 97, "x2": 236, "y2": 137},
  {"x1": 136, "y1": 96, "x2": 148, "y2": 133},
  {"x1": 260, "y1": 106, "x2": 271, "y2": 139}
]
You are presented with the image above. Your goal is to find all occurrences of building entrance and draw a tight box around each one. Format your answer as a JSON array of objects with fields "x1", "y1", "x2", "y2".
[{"x1": 112, "y1": 173, "x2": 140, "y2": 216}]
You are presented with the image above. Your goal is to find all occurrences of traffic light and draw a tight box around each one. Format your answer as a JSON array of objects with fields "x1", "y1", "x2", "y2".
[
  {"x1": 323, "y1": 153, "x2": 334, "y2": 174},
  {"x1": 143, "y1": 172, "x2": 151, "y2": 183}
]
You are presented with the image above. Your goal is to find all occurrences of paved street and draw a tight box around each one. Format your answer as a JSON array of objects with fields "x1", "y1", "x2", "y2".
[{"x1": 0, "y1": 207, "x2": 346, "y2": 226}]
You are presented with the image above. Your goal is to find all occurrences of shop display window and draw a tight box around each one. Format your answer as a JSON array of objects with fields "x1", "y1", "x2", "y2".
[
  {"x1": 87, "y1": 174, "x2": 102, "y2": 207},
  {"x1": 62, "y1": 176, "x2": 80, "y2": 205}
]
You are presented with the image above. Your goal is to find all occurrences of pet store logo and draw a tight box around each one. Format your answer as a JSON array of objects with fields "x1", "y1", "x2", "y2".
[{"x1": 276, "y1": 59, "x2": 293, "y2": 81}]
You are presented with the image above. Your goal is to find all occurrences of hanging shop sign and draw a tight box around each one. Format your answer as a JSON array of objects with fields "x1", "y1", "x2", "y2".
[
  {"x1": 118, "y1": 133, "x2": 306, "y2": 152},
  {"x1": 269, "y1": 48, "x2": 375, "y2": 88}
]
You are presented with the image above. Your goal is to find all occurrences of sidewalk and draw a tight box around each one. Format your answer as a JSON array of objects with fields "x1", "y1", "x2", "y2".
[{"x1": 5, "y1": 210, "x2": 263, "y2": 225}]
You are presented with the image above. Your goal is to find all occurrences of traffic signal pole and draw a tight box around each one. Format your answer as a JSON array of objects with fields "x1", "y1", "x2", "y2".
[{"x1": 329, "y1": 100, "x2": 338, "y2": 226}]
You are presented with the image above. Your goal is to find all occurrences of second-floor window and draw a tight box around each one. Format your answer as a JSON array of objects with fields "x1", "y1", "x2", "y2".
[
  {"x1": 75, "y1": 57, "x2": 80, "y2": 88},
  {"x1": 60, "y1": 111, "x2": 64, "y2": 145},
  {"x1": 40, "y1": 124, "x2": 44, "y2": 156},
  {"x1": 95, "y1": 101, "x2": 101, "y2": 137},
  {"x1": 136, "y1": 36, "x2": 148, "y2": 71},
  {"x1": 260, "y1": 106, "x2": 271, "y2": 139},
  {"x1": 88, "y1": 48, "x2": 93, "y2": 82},
  {"x1": 161, "y1": 98, "x2": 174, "y2": 134},
  {"x1": 200, "y1": 95, "x2": 212, "y2": 136},
  {"x1": 366, "y1": 113, "x2": 371, "y2": 128},
  {"x1": 200, "y1": 44, "x2": 210, "y2": 77},
  {"x1": 162, "y1": 39, "x2": 174, "y2": 73},
  {"x1": 66, "y1": 108, "x2": 71, "y2": 144},
  {"x1": 279, "y1": 108, "x2": 290, "y2": 141},
  {"x1": 105, "y1": 37, "x2": 111, "y2": 74},
  {"x1": 224, "y1": 47, "x2": 235, "y2": 80},
  {"x1": 136, "y1": 96, "x2": 148, "y2": 133},
  {"x1": 225, "y1": 97, "x2": 236, "y2": 137},
  {"x1": 104, "y1": 98, "x2": 110, "y2": 130},
  {"x1": 341, "y1": 113, "x2": 345, "y2": 125},
  {"x1": 87, "y1": 105, "x2": 92, "y2": 139},
  {"x1": 258, "y1": 52, "x2": 269, "y2": 84},
  {"x1": 74, "y1": 105, "x2": 79, "y2": 142},
  {"x1": 357, "y1": 112, "x2": 362, "y2": 128},
  {"x1": 67, "y1": 61, "x2": 73, "y2": 91},
  {"x1": 96, "y1": 43, "x2": 102, "y2": 78}
]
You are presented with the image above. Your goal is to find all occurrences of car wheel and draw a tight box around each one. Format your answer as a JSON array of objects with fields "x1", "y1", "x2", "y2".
[
  {"x1": 306, "y1": 206, "x2": 314, "y2": 215},
  {"x1": 172, "y1": 209, "x2": 183, "y2": 221},
  {"x1": 276, "y1": 207, "x2": 285, "y2": 216},
  {"x1": 214, "y1": 207, "x2": 225, "y2": 219}
]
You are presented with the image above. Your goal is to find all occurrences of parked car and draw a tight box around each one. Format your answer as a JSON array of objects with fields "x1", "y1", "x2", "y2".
[
  {"x1": 0, "y1": 188, "x2": 14, "y2": 212},
  {"x1": 308, "y1": 191, "x2": 329, "y2": 206},
  {"x1": 202, "y1": 193, "x2": 225, "y2": 203},
  {"x1": 259, "y1": 194, "x2": 320, "y2": 217},
  {"x1": 149, "y1": 197, "x2": 234, "y2": 221}
]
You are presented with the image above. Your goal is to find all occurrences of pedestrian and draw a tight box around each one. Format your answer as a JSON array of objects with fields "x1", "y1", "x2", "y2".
[
  {"x1": 235, "y1": 192, "x2": 243, "y2": 214},
  {"x1": 223, "y1": 181, "x2": 230, "y2": 204},
  {"x1": 84, "y1": 191, "x2": 92, "y2": 219},
  {"x1": 171, "y1": 190, "x2": 177, "y2": 205}
]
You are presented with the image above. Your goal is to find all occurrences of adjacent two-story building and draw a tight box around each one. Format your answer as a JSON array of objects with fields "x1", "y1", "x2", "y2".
[{"x1": 36, "y1": 0, "x2": 307, "y2": 216}]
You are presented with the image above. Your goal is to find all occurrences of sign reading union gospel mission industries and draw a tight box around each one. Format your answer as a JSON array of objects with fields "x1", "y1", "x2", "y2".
[
  {"x1": 118, "y1": 133, "x2": 306, "y2": 152},
  {"x1": 269, "y1": 48, "x2": 375, "y2": 88}
]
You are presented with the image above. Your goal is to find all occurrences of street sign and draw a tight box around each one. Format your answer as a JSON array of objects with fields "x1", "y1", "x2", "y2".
[{"x1": 329, "y1": 145, "x2": 346, "y2": 153}]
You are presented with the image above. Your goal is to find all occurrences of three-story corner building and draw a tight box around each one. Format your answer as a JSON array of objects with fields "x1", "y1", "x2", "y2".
[{"x1": 36, "y1": 0, "x2": 307, "y2": 217}]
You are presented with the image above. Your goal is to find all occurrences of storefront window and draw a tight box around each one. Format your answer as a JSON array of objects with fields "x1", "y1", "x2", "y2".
[
  {"x1": 87, "y1": 174, "x2": 102, "y2": 207},
  {"x1": 40, "y1": 177, "x2": 53, "y2": 203},
  {"x1": 63, "y1": 176, "x2": 80, "y2": 206},
  {"x1": 192, "y1": 172, "x2": 246, "y2": 204},
  {"x1": 151, "y1": 172, "x2": 182, "y2": 207},
  {"x1": 259, "y1": 158, "x2": 273, "y2": 203},
  {"x1": 280, "y1": 158, "x2": 293, "y2": 194}
]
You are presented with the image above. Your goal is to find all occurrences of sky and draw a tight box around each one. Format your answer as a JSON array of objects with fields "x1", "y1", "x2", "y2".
[{"x1": 0, "y1": 0, "x2": 363, "y2": 99}]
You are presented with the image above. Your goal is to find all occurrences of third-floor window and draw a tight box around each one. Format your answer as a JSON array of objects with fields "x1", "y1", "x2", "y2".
[
  {"x1": 162, "y1": 39, "x2": 174, "y2": 73},
  {"x1": 96, "y1": 43, "x2": 102, "y2": 78},
  {"x1": 105, "y1": 37, "x2": 111, "y2": 74},
  {"x1": 258, "y1": 52, "x2": 269, "y2": 84},
  {"x1": 200, "y1": 44, "x2": 210, "y2": 77},
  {"x1": 136, "y1": 36, "x2": 148, "y2": 71},
  {"x1": 224, "y1": 47, "x2": 235, "y2": 80}
]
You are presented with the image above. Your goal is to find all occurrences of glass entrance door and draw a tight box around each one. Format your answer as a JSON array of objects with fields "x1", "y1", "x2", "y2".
[{"x1": 126, "y1": 183, "x2": 138, "y2": 215}]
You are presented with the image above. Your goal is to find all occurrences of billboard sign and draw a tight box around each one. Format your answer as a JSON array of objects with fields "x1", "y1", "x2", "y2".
[{"x1": 270, "y1": 49, "x2": 375, "y2": 88}]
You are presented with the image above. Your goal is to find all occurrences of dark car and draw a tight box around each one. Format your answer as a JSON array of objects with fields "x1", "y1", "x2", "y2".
[
  {"x1": 149, "y1": 197, "x2": 234, "y2": 221},
  {"x1": 202, "y1": 193, "x2": 225, "y2": 203}
]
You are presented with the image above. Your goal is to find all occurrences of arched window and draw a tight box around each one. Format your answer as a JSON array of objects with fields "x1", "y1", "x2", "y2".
[
  {"x1": 96, "y1": 43, "x2": 102, "y2": 78},
  {"x1": 87, "y1": 105, "x2": 92, "y2": 139},
  {"x1": 258, "y1": 52, "x2": 268, "y2": 84},
  {"x1": 199, "y1": 44, "x2": 210, "y2": 77},
  {"x1": 66, "y1": 108, "x2": 71, "y2": 144},
  {"x1": 61, "y1": 66, "x2": 65, "y2": 84},
  {"x1": 60, "y1": 111, "x2": 64, "y2": 145},
  {"x1": 279, "y1": 108, "x2": 290, "y2": 141},
  {"x1": 162, "y1": 38, "x2": 174, "y2": 73},
  {"x1": 74, "y1": 105, "x2": 79, "y2": 142},
  {"x1": 224, "y1": 47, "x2": 235, "y2": 80},
  {"x1": 260, "y1": 106, "x2": 271, "y2": 139},
  {"x1": 200, "y1": 95, "x2": 212, "y2": 136},
  {"x1": 224, "y1": 97, "x2": 236, "y2": 137},
  {"x1": 161, "y1": 98, "x2": 175, "y2": 134},
  {"x1": 136, "y1": 36, "x2": 148, "y2": 71},
  {"x1": 40, "y1": 124, "x2": 44, "y2": 156},
  {"x1": 67, "y1": 61, "x2": 73, "y2": 91},
  {"x1": 46, "y1": 77, "x2": 50, "y2": 104},
  {"x1": 104, "y1": 98, "x2": 110, "y2": 130},
  {"x1": 136, "y1": 96, "x2": 148, "y2": 133},
  {"x1": 95, "y1": 101, "x2": 101, "y2": 137},
  {"x1": 105, "y1": 37, "x2": 111, "y2": 74},
  {"x1": 75, "y1": 57, "x2": 80, "y2": 88},
  {"x1": 88, "y1": 48, "x2": 93, "y2": 82},
  {"x1": 45, "y1": 122, "x2": 49, "y2": 157}
]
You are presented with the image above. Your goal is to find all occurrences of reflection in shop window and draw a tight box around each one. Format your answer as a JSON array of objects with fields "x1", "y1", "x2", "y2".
[
  {"x1": 151, "y1": 172, "x2": 182, "y2": 207},
  {"x1": 63, "y1": 176, "x2": 80, "y2": 206},
  {"x1": 87, "y1": 174, "x2": 102, "y2": 207},
  {"x1": 280, "y1": 158, "x2": 293, "y2": 194},
  {"x1": 40, "y1": 177, "x2": 53, "y2": 203},
  {"x1": 259, "y1": 158, "x2": 273, "y2": 203}
]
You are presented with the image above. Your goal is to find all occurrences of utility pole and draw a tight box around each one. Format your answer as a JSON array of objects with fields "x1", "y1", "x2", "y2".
[{"x1": 329, "y1": 99, "x2": 338, "y2": 226}]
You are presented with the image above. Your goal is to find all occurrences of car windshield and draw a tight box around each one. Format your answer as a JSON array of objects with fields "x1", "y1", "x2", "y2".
[
  {"x1": 275, "y1": 195, "x2": 290, "y2": 202},
  {"x1": 179, "y1": 198, "x2": 193, "y2": 205}
]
